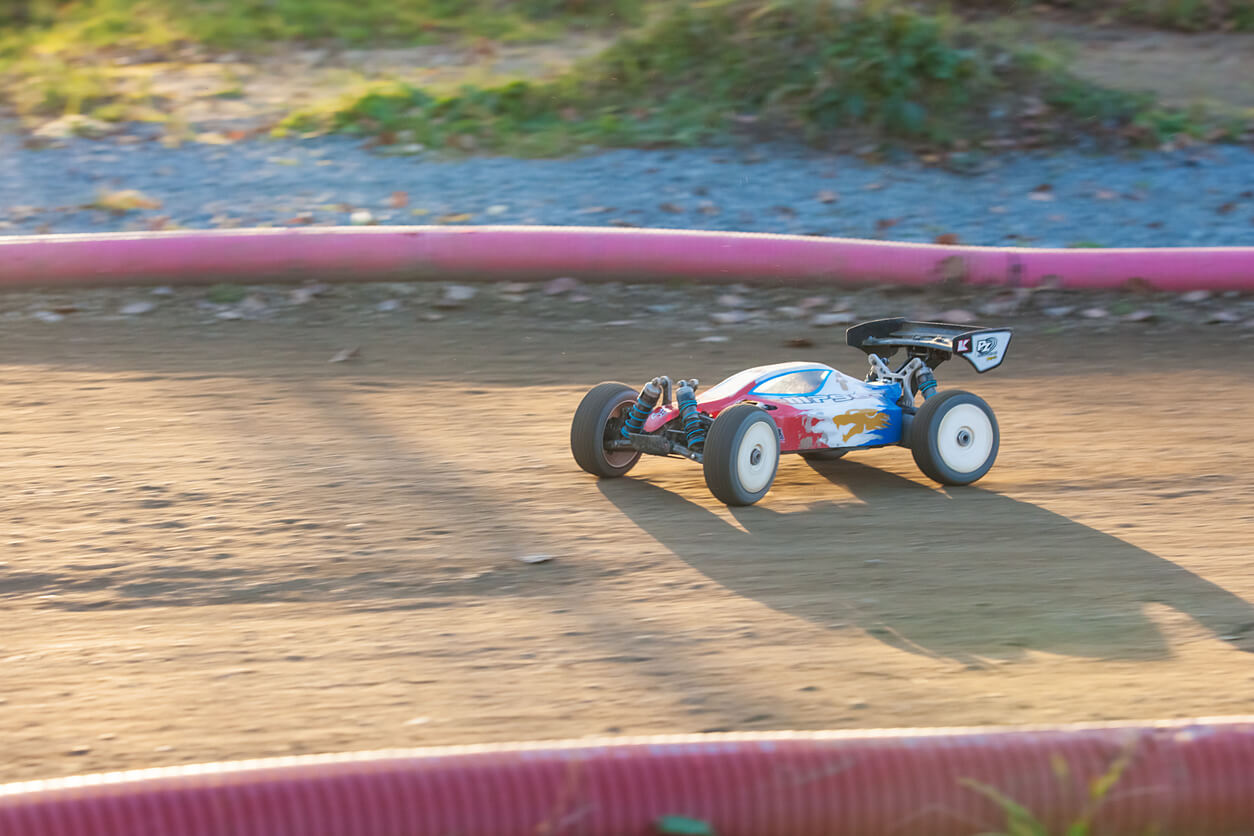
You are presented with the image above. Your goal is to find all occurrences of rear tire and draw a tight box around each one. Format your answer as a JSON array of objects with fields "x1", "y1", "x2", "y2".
[
  {"x1": 571, "y1": 382, "x2": 642, "y2": 478},
  {"x1": 703, "y1": 404, "x2": 780, "y2": 506},
  {"x1": 911, "y1": 390, "x2": 999, "y2": 486}
]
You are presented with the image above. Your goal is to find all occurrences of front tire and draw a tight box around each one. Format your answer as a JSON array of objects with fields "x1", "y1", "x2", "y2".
[
  {"x1": 911, "y1": 390, "x2": 999, "y2": 486},
  {"x1": 703, "y1": 404, "x2": 781, "y2": 506},
  {"x1": 571, "y1": 382, "x2": 642, "y2": 478}
]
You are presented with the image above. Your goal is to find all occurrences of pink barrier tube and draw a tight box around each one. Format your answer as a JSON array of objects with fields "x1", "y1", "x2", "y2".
[
  {"x1": 3, "y1": 720, "x2": 1254, "y2": 836},
  {"x1": 1, "y1": 226, "x2": 1253, "y2": 291}
]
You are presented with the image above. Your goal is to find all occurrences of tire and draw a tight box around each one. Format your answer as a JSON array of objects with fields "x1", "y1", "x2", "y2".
[
  {"x1": 571, "y1": 382, "x2": 643, "y2": 478},
  {"x1": 703, "y1": 403, "x2": 781, "y2": 506},
  {"x1": 799, "y1": 449, "x2": 848, "y2": 462},
  {"x1": 911, "y1": 390, "x2": 999, "y2": 486}
]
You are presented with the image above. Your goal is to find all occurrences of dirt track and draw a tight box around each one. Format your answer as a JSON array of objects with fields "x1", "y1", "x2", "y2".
[{"x1": 3, "y1": 295, "x2": 1254, "y2": 782}]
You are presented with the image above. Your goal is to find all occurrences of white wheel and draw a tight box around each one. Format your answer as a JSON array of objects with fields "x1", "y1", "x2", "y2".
[
  {"x1": 911, "y1": 390, "x2": 999, "y2": 486},
  {"x1": 935, "y1": 403, "x2": 995, "y2": 474},
  {"x1": 703, "y1": 404, "x2": 780, "y2": 506},
  {"x1": 735, "y1": 420, "x2": 780, "y2": 494}
]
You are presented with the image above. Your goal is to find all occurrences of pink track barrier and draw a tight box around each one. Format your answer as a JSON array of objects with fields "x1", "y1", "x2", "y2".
[
  {"x1": 1, "y1": 226, "x2": 1253, "y2": 291},
  {"x1": 3, "y1": 720, "x2": 1254, "y2": 836}
]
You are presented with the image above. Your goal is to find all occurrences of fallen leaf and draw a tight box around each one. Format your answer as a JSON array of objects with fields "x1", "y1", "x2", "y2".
[
  {"x1": 875, "y1": 218, "x2": 900, "y2": 231},
  {"x1": 1095, "y1": 190, "x2": 1118, "y2": 200},
  {"x1": 816, "y1": 190, "x2": 839, "y2": 204},
  {"x1": 390, "y1": 191, "x2": 409, "y2": 209},
  {"x1": 934, "y1": 233, "x2": 960, "y2": 245},
  {"x1": 90, "y1": 189, "x2": 162, "y2": 213},
  {"x1": 195, "y1": 132, "x2": 232, "y2": 145},
  {"x1": 329, "y1": 347, "x2": 361, "y2": 363},
  {"x1": 437, "y1": 213, "x2": 472, "y2": 224},
  {"x1": 1218, "y1": 202, "x2": 1237, "y2": 215},
  {"x1": 287, "y1": 212, "x2": 315, "y2": 225},
  {"x1": 658, "y1": 202, "x2": 685, "y2": 214},
  {"x1": 785, "y1": 337, "x2": 814, "y2": 348}
]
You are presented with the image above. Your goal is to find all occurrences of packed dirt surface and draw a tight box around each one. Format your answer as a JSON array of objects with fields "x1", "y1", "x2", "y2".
[
  {"x1": 1039, "y1": 21, "x2": 1254, "y2": 110},
  {"x1": 2, "y1": 281, "x2": 1253, "y2": 783},
  {"x1": 77, "y1": 35, "x2": 614, "y2": 131}
]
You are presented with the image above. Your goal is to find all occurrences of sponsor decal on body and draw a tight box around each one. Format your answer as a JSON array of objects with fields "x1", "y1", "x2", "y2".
[{"x1": 833, "y1": 409, "x2": 890, "y2": 442}]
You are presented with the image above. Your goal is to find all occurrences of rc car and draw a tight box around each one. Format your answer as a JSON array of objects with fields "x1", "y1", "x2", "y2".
[{"x1": 571, "y1": 317, "x2": 1012, "y2": 506}]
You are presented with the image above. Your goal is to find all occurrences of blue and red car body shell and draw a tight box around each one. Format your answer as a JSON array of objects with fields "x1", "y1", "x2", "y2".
[{"x1": 642, "y1": 361, "x2": 906, "y2": 454}]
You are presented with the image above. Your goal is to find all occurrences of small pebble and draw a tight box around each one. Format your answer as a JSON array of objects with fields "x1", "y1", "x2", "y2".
[
  {"x1": 710, "y1": 310, "x2": 750, "y2": 325},
  {"x1": 810, "y1": 312, "x2": 856, "y2": 327},
  {"x1": 516, "y1": 554, "x2": 552, "y2": 564},
  {"x1": 544, "y1": 276, "x2": 579, "y2": 295},
  {"x1": 120, "y1": 301, "x2": 156, "y2": 315}
]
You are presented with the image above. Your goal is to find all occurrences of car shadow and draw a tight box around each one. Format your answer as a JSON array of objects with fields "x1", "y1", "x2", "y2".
[{"x1": 597, "y1": 457, "x2": 1254, "y2": 665}]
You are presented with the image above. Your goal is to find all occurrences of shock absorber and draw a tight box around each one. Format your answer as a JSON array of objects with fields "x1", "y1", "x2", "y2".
[
  {"x1": 675, "y1": 379, "x2": 705, "y2": 450},
  {"x1": 621, "y1": 378, "x2": 663, "y2": 439},
  {"x1": 916, "y1": 369, "x2": 938, "y2": 400}
]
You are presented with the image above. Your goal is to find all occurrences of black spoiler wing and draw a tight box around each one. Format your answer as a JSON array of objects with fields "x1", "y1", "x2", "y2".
[{"x1": 846, "y1": 318, "x2": 1012, "y2": 373}]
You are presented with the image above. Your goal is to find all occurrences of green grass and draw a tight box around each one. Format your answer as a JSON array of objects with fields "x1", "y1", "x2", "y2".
[
  {"x1": 0, "y1": 0, "x2": 648, "y2": 53},
  {"x1": 943, "y1": 0, "x2": 1254, "y2": 32},
  {"x1": 0, "y1": 0, "x2": 649, "y2": 122},
  {"x1": 962, "y1": 741, "x2": 1137, "y2": 836},
  {"x1": 278, "y1": 0, "x2": 1222, "y2": 155}
]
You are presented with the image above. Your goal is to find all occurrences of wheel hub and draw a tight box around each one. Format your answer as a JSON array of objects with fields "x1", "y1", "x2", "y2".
[
  {"x1": 749, "y1": 447, "x2": 763, "y2": 466},
  {"x1": 956, "y1": 429, "x2": 973, "y2": 448}
]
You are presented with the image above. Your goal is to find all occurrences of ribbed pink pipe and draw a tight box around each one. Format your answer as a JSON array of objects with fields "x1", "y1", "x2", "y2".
[
  {"x1": 2, "y1": 226, "x2": 1253, "y2": 291},
  {"x1": 3, "y1": 720, "x2": 1254, "y2": 836}
]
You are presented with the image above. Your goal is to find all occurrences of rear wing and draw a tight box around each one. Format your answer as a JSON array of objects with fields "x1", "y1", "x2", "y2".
[{"x1": 846, "y1": 318, "x2": 1012, "y2": 373}]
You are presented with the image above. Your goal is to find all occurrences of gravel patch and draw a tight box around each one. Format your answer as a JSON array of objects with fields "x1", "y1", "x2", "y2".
[{"x1": 2, "y1": 133, "x2": 1254, "y2": 247}]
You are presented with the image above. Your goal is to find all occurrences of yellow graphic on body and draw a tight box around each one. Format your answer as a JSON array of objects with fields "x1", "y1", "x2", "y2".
[{"x1": 834, "y1": 409, "x2": 889, "y2": 442}]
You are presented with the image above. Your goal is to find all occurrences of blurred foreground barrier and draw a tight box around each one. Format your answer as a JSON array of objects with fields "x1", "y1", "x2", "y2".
[
  {"x1": 3, "y1": 720, "x2": 1254, "y2": 835},
  {"x1": 2, "y1": 226, "x2": 1254, "y2": 291}
]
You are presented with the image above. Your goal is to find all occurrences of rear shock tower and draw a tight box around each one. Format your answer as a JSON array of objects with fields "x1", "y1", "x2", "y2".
[{"x1": 864, "y1": 350, "x2": 940, "y2": 408}]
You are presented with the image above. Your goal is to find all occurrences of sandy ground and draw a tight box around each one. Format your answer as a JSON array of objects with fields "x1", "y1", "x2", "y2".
[{"x1": 1, "y1": 290, "x2": 1252, "y2": 783}]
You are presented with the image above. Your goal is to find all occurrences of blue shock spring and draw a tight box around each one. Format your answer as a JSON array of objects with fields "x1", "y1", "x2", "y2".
[
  {"x1": 676, "y1": 380, "x2": 705, "y2": 449},
  {"x1": 918, "y1": 375, "x2": 938, "y2": 400},
  {"x1": 621, "y1": 379, "x2": 662, "y2": 439}
]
